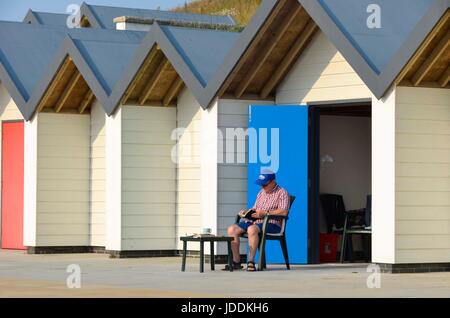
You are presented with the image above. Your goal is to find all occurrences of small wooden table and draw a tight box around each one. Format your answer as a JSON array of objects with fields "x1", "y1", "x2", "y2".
[{"x1": 180, "y1": 236, "x2": 234, "y2": 273}]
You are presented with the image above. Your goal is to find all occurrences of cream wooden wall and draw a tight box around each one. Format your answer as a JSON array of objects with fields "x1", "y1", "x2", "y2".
[
  {"x1": 36, "y1": 113, "x2": 90, "y2": 246},
  {"x1": 176, "y1": 89, "x2": 202, "y2": 250},
  {"x1": 0, "y1": 85, "x2": 24, "y2": 192},
  {"x1": 395, "y1": 87, "x2": 450, "y2": 263},
  {"x1": 0, "y1": 84, "x2": 23, "y2": 121},
  {"x1": 276, "y1": 31, "x2": 371, "y2": 104},
  {"x1": 90, "y1": 101, "x2": 106, "y2": 247},
  {"x1": 121, "y1": 105, "x2": 177, "y2": 251}
]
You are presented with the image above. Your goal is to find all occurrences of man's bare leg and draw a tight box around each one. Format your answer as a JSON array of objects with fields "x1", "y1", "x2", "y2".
[
  {"x1": 227, "y1": 224, "x2": 245, "y2": 263},
  {"x1": 247, "y1": 225, "x2": 260, "y2": 263}
]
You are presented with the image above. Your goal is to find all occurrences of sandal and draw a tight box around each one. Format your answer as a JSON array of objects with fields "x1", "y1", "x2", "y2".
[
  {"x1": 222, "y1": 261, "x2": 243, "y2": 271},
  {"x1": 247, "y1": 261, "x2": 257, "y2": 272}
]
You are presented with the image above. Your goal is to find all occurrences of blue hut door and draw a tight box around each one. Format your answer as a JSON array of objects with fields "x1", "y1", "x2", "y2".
[{"x1": 248, "y1": 105, "x2": 309, "y2": 264}]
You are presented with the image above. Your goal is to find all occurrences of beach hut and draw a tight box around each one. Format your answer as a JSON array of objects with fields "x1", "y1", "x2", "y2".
[
  {"x1": 0, "y1": 22, "x2": 145, "y2": 252},
  {"x1": 2, "y1": 0, "x2": 449, "y2": 273},
  {"x1": 0, "y1": 8, "x2": 241, "y2": 258},
  {"x1": 23, "y1": 2, "x2": 236, "y2": 29},
  {"x1": 99, "y1": 21, "x2": 242, "y2": 257},
  {"x1": 194, "y1": 0, "x2": 450, "y2": 271}
]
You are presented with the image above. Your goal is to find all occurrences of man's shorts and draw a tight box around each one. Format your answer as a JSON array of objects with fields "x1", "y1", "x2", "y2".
[{"x1": 237, "y1": 220, "x2": 282, "y2": 234}]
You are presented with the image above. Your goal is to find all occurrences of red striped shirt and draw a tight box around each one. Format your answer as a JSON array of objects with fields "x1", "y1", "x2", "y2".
[{"x1": 250, "y1": 184, "x2": 290, "y2": 227}]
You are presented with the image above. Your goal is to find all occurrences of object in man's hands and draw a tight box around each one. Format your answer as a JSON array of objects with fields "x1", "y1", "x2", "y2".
[{"x1": 241, "y1": 209, "x2": 256, "y2": 219}]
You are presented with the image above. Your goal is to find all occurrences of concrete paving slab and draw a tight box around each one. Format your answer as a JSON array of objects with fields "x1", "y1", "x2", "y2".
[{"x1": 0, "y1": 250, "x2": 449, "y2": 298}]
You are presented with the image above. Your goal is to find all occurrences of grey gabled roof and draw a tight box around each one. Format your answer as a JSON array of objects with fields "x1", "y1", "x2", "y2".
[
  {"x1": 23, "y1": 10, "x2": 68, "y2": 26},
  {"x1": 23, "y1": 3, "x2": 236, "y2": 29},
  {"x1": 83, "y1": 2, "x2": 237, "y2": 29},
  {"x1": 194, "y1": 0, "x2": 281, "y2": 107},
  {"x1": 0, "y1": 21, "x2": 145, "y2": 119},
  {"x1": 316, "y1": 0, "x2": 438, "y2": 74},
  {"x1": 72, "y1": 33, "x2": 144, "y2": 95},
  {"x1": 160, "y1": 25, "x2": 240, "y2": 86},
  {"x1": 299, "y1": 0, "x2": 450, "y2": 98},
  {"x1": 0, "y1": 22, "x2": 63, "y2": 102},
  {"x1": 199, "y1": 0, "x2": 449, "y2": 106},
  {"x1": 107, "y1": 23, "x2": 240, "y2": 115},
  {"x1": 7, "y1": 0, "x2": 446, "y2": 121},
  {"x1": 0, "y1": 20, "x2": 239, "y2": 119}
]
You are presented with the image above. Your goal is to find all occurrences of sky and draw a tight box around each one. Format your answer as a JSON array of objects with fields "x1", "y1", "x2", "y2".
[{"x1": 0, "y1": 0, "x2": 187, "y2": 22}]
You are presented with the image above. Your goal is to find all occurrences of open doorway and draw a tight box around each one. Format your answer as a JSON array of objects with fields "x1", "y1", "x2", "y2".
[{"x1": 309, "y1": 102, "x2": 372, "y2": 264}]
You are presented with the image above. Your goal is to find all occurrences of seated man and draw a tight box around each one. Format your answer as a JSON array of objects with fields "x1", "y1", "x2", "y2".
[{"x1": 226, "y1": 169, "x2": 290, "y2": 272}]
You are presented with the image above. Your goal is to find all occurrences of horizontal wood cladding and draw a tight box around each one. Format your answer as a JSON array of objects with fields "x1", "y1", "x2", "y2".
[
  {"x1": 395, "y1": 87, "x2": 450, "y2": 264},
  {"x1": 176, "y1": 89, "x2": 202, "y2": 250},
  {"x1": 121, "y1": 106, "x2": 177, "y2": 250},
  {"x1": 276, "y1": 31, "x2": 371, "y2": 104},
  {"x1": 36, "y1": 113, "x2": 90, "y2": 246}
]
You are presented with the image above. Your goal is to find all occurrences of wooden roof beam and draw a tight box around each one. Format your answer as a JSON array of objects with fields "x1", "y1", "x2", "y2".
[
  {"x1": 122, "y1": 46, "x2": 159, "y2": 105},
  {"x1": 260, "y1": 20, "x2": 318, "y2": 99},
  {"x1": 412, "y1": 32, "x2": 450, "y2": 86},
  {"x1": 138, "y1": 59, "x2": 170, "y2": 106},
  {"x1": 217, "y1": 0, "x2": 287, "y2": 98},
  {"x1": 78, "y1": 90, "x2": 95, "y2": 114},
  {"x1": 163, "y1": 77, "x2": 184, "y2": 106},
  {"x1": 80, "y1": 16, "x2": 91, "y2": 28},
  {"x1": 37, "y1": 58, "x2": 72, "y2": 113},
  {"x1": 438, "y1": 65, "x2": 450, "y2": 87},
  {"x1": 55, "y1": 71, "x2": 82, "y2": 113},
  {"x1": 234, "y1": 4, "x2": 302, "y2": 99},
  {"x1": 396, "y1": 11, "x2": 450, "y2": 85}
]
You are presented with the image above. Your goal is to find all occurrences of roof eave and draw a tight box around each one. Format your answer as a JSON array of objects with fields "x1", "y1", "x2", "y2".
[
  {"x1": 107, "y1": 22, "x2": 209, "y2": 115},
  {"x1": 80, "y1": 2, "x2": 104, "y2": 28},
  {"x1": 298, "y1": 0, "x2": 450, "y2": 100},
  {"x1": 201, "y1": 0, "x2": 280, "y2": 109},
  {"x1": 22, "y1": 9, "x2": 40, "y2": 24}
]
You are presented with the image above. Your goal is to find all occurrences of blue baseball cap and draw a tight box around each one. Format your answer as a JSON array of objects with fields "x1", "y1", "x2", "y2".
[{"x1": 255, "y1": 169, "x2": 276, "y2": 186}]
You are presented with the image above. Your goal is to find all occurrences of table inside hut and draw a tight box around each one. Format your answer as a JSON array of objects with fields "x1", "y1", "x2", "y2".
[{"x1": 180, "y1": 236, "x2": 234, "y2": 273}]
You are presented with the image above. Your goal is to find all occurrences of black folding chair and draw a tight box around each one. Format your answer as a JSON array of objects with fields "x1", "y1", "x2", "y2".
[
  {"x1": 340, "y1": 195, "x2": 372, "y2": 263},
  {"x1": 319, "y1": 194, "x2": 346, "y2": 233},
  {"x1": 320, "y1": 194, "x2": 360, "y2": 262},
  {"x1": 235, "y1": 196, "x2": 296, "y2": 271}
]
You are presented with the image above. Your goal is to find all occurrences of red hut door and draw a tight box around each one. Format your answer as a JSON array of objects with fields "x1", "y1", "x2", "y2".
[{"x1": 1, "y1": 121, "x2": 25, "y2": 250}]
